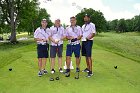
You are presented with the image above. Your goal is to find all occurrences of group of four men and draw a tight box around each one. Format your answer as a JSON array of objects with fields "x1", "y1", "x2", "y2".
[{"x1": 34, "y1": 14, "x2": 96, "y2": 78}]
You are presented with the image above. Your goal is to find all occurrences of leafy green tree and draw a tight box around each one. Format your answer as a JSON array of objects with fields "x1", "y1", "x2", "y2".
[
  {"x1": 109, "y1": 19, "x2": 118, "y2": 31},
  {"x1": 33, "y1": 8, "x2": 53, "y2": 30},
  {"x1": 125, "y1": 19, "x2": 133, "y2": 32},
  {"x1": 0, "y1": 0, "x2": 39, "y2": 43},
  {"x1": 133, "y1": 15, "x2": 140, "y2": 32},
  {"x1": 117, "y1": 19, "x2": 127, "y2": 33},
  {"x1": 107, "y1": 15, "x2": 140, "y2": 33}
]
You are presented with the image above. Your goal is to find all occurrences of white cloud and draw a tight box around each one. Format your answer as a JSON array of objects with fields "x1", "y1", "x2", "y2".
[
  {"x1": 134, "y1": 3, "x2": 140, "y2": 12},
  {"x1": 39, "y1": 0, "x2": 137, "y2": 24}
]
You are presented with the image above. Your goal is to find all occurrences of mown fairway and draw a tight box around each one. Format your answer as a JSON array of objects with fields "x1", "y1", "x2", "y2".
[{"x1": 0, "y1": 32, "x2": 140, "y2": 93}]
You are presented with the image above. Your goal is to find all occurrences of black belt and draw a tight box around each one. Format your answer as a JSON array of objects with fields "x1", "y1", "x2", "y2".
[
  {"x1": 37, "y1": 43, "x2": 48, "y2": 45},
  {"x1": 82, "y1": 40, "x2": 93, "y2": 42}
]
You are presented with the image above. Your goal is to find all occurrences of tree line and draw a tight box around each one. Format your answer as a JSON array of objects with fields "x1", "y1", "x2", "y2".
[
  {"x1": 106, "y1": 15, "x2": 140, "y2": 33},
  {"x1": 0, "y1": 0, "x2": 140, "y2": 43}
]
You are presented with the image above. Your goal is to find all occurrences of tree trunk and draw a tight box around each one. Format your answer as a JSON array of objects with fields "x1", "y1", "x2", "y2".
[
  {"x1": 10, "y1": 0, "x2": 17, "y2": 43},
  {"x1": 32, "y1": 21, "x2": 34, "y2": 34}
]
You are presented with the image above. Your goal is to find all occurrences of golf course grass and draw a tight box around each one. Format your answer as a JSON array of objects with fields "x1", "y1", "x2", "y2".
[{"x1": 0, "y1": 32, "x2": 140, "y2": 93}]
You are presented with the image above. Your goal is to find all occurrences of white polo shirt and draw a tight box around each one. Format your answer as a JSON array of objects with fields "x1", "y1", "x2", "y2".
[
  {"x1": 82, "y1": 22, "x2": 96, "y2": 41},
  {"x1": 34, "y1": 27, "x2": 51, "y2": 44},
  {"x1": 50, "y1": 26, "x2": 65, "y2": 46},
  {"x1": 66, "y1": 25, "x2": 82, "y2": 45}
]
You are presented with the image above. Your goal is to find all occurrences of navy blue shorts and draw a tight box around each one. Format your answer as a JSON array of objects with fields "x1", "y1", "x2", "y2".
[
  {"x1": 50, "y1": 44, "x2": 63, "y2": 58},
  {"x1": 37, "y1": 44, "x2": 49, "y2": 58},
  {"x1": 66, "y1": 44, "x2": 81, "y2": 58},
  {"x1": 82, "y1": 40, "x2": 93, "y2": 57}
]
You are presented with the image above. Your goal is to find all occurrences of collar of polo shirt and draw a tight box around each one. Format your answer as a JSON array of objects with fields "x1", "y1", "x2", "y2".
[
  {"x1": 40, "y1": 27, "x2": 48, "y2": 33},
  {"x1": 40, "y1": 27, "x2": 47, "y2": 29},
  {"x1": 85, "y1": 21, "x2": 91, "y2": 24},
  {"x1": 54, "y1": 25, "x2": 61, "y2": 27},
  {"x1": 70, "y1": 25, "x2": 77, "y2": 27}
]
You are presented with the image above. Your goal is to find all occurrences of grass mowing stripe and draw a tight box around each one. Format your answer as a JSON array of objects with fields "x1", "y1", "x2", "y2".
[
  {"x1": 93, "y1": 48, "x2": 140, "y2": 87},
  {"x1": 94, "y1": 32, "x2": 140, "y2": 63},
  {"x1": 94, "y1": 43, "x2": 140, "y2": 63},
  {"x1": 0, "y1": 52, "x2": 22, "y2": 68},
  {"x1": 0, "y1": 32, "x2": 140, "y2": 93}
]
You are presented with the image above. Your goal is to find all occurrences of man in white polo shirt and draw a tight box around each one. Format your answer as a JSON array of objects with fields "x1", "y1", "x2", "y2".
[
  {"x1": 34, "y1": 19, "x2": 51, "y2": 77},
  {"x1": 81, "y1": 14, "x2": 96, "y2": 77},
  {"x1": 65, "y1": 16, "x2": 82, "y2": 77},
  {"x1": 49, "y1": 19, "x2": 65, "y2": 74}
]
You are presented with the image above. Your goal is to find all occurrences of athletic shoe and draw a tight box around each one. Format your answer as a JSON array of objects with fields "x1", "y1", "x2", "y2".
[
  {"x1": 51, "y1": 69, "x2": 55, "y2": 74},
  {"x1": 65, "y1": 72, "x2": 70, "y2": 77},
  {"x1": 59, "y1": 68, "x2": 63, "y2": 73},
  {"x1": 43, "y1": 69, "x2": 48, "y2": 74},
  {"x1": 86, "y1": 72, "x2": 93, "y2": 78},
  {"x1": 38, "y1": 71, "x2": 43, "y2": 77},
  {"x1": 82, "y1": 68, "x2": 89, "y2": 72},
  {"x1": 76, "y1": 67, "x2": 80, "y2": 72},
  {"x1": 65, "y1": 69, "x2": 70, "y2": 77}
]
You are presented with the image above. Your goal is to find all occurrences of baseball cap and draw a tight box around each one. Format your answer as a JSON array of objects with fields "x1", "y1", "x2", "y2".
[
  {"x1": 84, "y1": 14, "x2": 90, "y2": 18},
  {"x1": 41, "y1": 18, "x2": 47, "y2": 22}
]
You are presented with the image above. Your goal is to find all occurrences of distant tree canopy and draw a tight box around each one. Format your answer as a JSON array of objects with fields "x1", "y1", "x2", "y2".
[
  {"x1": 107, "y1": 15, "x2": 140, "y2": 32},
  {"x1": 76, "y1": 8, "x2": 107, "y2": 33},
  {"x1": 33, "y1": 8, "x2": 53, "y2": 30},
  {"x1": 0, "y1": 1, "x2": 140, "y2": 43},
  {"x1": 0, "y1": 0, "x2": 52, "y2": 42}
]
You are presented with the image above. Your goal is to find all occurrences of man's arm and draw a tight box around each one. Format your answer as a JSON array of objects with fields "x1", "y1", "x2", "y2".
[
  {"x1": 66, "y1": 36, "x2": 74, "y2": 40},
  {"x1": 60, "y1": 36, "x2": 66, "y2": 40},
  {"x1": 65, "y1": 28, "x2": 74, "y2": 40},
  {"x1": 34, "y1": 38, "x2": 47, "y2": 42},
  {"x1": 87, "y1": 23, "x2": 96, "y2": 40},
  {"x1": 49, "y1": 36, "x2": 58, "y2": 44},
  {"x1": 77, "y1": 27, "x2": 83, "y2": 40},
  {"x1": 77, "y1": 35, "x2": 83, "y2": 40},
  {"x1": 34, "y1": 28, "x2": 47, "y2": 42},
  {"x1": 86, "y1": 33, "x2": 95, "y2": 40}
]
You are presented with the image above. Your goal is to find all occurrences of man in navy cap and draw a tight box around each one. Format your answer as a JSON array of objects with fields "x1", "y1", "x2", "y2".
[
  {"x1": 34, "y1": 19, "x2": 51, "y2": 77},
  {"x1": 81, "y1": 14, "x2": 96, "y2": 77}
]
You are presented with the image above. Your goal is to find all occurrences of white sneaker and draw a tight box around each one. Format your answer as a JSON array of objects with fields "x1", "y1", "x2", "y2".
[
  {"x1": 59, "y1": 68, "x2": 63, "y2": 73},
  {"x1": 51, "y1": 69, "x2": 55, "y2": 74}
]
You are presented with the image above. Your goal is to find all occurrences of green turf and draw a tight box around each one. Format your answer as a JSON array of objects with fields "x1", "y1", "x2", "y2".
[
  {"x1": 0, "y1": 32, "x2": 140, "y2": 93},
  {"x1": 94, "y1": 32, "x2": 140, "y2": 62}
]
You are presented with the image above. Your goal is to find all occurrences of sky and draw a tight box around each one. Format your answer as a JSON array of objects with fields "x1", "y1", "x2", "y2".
[{"x1": 39, "y1": 0, "x2": 140, "y2": 25}]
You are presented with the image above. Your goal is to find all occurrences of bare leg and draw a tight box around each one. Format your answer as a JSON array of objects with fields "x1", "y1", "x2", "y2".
[
  {"x1": 86, "y1": 57, "x2": 90, "y2": 69},
  {"x1": 66, "y1": 56, "x2": 71, "y2": 69},
  {"x1": 38, "y1": 58, "x2": 42, "y2": 71},
  {"x1": 42, "y1": 58, "x2": 47, "y2": 70},
  {"x1": 76, "y1": 57, "x2": 80, "y2": 68},
  {"x1": 88, "y1": 57, "x2": 92, "y2": 72},
  {"x1": 58, "y1": 57, "x2": 62, "y2": 69},
  {"x1": 51, "y1": 58, "x2": 55, "y2": 70}
]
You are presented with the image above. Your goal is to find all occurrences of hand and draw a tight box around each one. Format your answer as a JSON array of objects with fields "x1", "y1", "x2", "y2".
[
  {"x1": 60, "y1": 37, "x2": 64, "y2": 40},
  {"x1": 55, "y1": 41, "x2": 59, "y2": 44},
  {"x1": 71, "y1": 38, "x2": 77, "y2": 42},
  {"x1": 42, "y1": 39, "x2": 47, "y2": 42},
  {"x1": 69, "y1": 36, "x2": 74, "y2": 40},
  {"x1": 53, "y1": 39, "x2": 59, "y2": 44}
]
